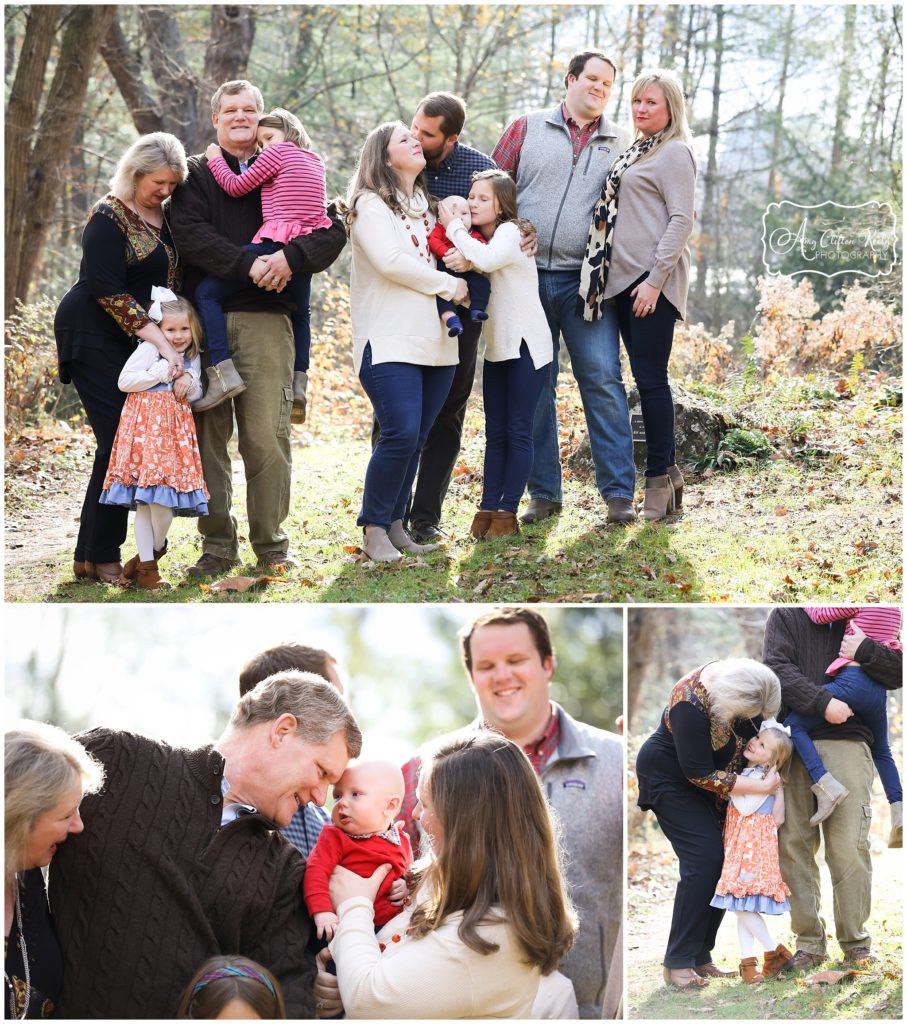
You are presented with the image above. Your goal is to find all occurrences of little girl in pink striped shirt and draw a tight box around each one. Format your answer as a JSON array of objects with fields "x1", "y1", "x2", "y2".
[
  {"x1": 784, "y1": 606, "x2": 902, "y2": 846},
  {"x1": 194, "y1": 108, "x2": 332, "y2": 421}
]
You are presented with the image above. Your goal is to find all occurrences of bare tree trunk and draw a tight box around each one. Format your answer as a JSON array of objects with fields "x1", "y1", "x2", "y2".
[
  {"x1": 5, "y1": 5, "x2": 59, "y2": 311},
  {"x1": 6, "y1": 5, "x2": 117, "y2": 310},
  {"x1": 660, "y1": 5, "x2": 680, "y2": 66},
  {"x1": 627, "y1": 611, "x2": 655, "y2": 730},
  {"x1": 766, "y1": 6, "x2": 795, "y2": 201},
  {"x1": 830, "y1": 5, "x2": 856, "y2": 171},
  {"x1": 691, "y1": 5, "x2": 723, "y2": 327},
  {"x1": 101, "y1": 15, "x2": 164, "y2": 135},
  {"x1": 197, "y1": 4, "x2": 257, "y2": 146},
  {"x1": 633, "y1": 5, "x2": 646, "y2": 77}
]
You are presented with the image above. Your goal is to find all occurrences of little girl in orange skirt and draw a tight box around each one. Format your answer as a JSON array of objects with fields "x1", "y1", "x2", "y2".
[
  {"x1": 100, "y1": 289, "x2": 208, "y2": 590},
  {"x1": 710, "y1": 720, "x2": 794, "y2": 984}
]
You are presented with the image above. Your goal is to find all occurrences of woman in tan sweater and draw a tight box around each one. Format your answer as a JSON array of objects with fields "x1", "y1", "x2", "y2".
[
  {"x1": 580, "y1": 69, "x2": 697, "y2": 521},
  {"x1": 343, "y1": 122, "x2": 468, "y2": 563}
]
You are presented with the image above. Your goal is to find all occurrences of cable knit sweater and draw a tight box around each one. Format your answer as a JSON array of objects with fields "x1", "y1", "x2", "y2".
[{"x1": 47, "y1": 728, "x2": 314, "y2": 1020}]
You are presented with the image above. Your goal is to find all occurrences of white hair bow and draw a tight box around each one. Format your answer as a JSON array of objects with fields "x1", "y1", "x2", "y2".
[
  {"x1": 147, "y1": 285, "x2": 178, "y2": 323},
  {"x1": 760, "y1": 717, "x2": 791, "y2": 736}
]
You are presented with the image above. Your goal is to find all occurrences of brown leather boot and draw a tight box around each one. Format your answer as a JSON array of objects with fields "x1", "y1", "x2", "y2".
[
  {"x1": 739, "y1": 957, "x2": 764, "y2": 984},
  {"x1": 93, "y1": 561, "x2": 124, "y2": 584},
  {"x1": 121, "y1": 540, "x2": 169, "y2": 584},
  {"x1": 469, "y1": 511, "x2": 493, "y2": 539},
  {"x1": 485, "y1": 511, "x2": 520, "y2": 538},
  {"x1": 762, "y1": 943, "x2": 793, "y2": 978},
  {"x1": 73, "y1": 560, "x2": 95, "y2": 580},
  {"x1": 136, "y1": 559, "x2": 169, "y2": 591}
]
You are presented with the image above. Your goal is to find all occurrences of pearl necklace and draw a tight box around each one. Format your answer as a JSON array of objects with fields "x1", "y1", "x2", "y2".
[{"x1": 5, "y1": 880, "x2": 30, "y2": 1020}]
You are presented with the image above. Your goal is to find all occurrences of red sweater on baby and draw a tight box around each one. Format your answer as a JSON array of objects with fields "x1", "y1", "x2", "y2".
[
  {"x1": 303, "y1": 822, "x2": 413, "y2": 928},
  {"x1": 428, "y1": 222, "x2": 487, "y2": 259}
]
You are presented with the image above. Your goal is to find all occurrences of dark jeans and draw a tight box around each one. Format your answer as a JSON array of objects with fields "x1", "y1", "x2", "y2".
[
  {"x1": 481, "y1": 343, "x2": 549, "y2": 512},
  {"x1": 405, "y1": 317, "x2": 482, "y2": 530},
  {"x1": 436, "y1": 269, "x2": 491, "y2": 318},
  {"x1": 614, "y1": 274, "x2": 678, "y2": 477},
  {"x1": 648, "y1": 783, "x2": 726, "y2": 968},
  {"x1": 65, "y1": 348, "x2": 130, "y2": 563},
  {"x1": 357, "y1": 344, "x2": 455, "y2": 530},
  {"x1": 195, "y1": 241, "x2": 313, "y2": 372},
  {"x1": 786, "y1": 665, "x2": 903, "y2": 803}
]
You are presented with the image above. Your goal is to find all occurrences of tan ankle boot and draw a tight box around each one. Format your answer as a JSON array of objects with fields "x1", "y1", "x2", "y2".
[
  {"x1": 485, "y1": 511, "x2": 520, "y2": 538},
  {"x1": 192, "y1": 359, "x2": 247, "y2": 412},
  {"x1": 667, "y1": 464, "x2": 684, "y2": 508},
  {"x1": 762, "y1": 943, "x2": 793, "y2": 978},
  {"x1": 889, "y1": 800, "x2": 902, "y2": 848},
  {"x1": 809, "y1": 772, "x2": 849, "y2": 826},
  {"x1": 642, "y1": 475, "x2": 675, "y2": 521},
  {"x1": 739, "y1": 957, "x2": 764, "y2": 984},
  {"x1": 469, "y1": 510, "x2": 493, "y2": 539},
  {"x1": 121, "y1": 540, "x2": 169, "y2": 584},
  {"x1": 136, "y1": 559, "x2": 168, "y2": 591},
  {"x1": 291, "y1": 370, "x2": 308, "y2": 424}
]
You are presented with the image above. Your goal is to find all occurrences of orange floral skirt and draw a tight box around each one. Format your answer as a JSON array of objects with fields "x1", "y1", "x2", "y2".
[
  {"x1": 710, "y1": 804, "x2": 791, "y2": 914},
  {"x1": 100, "y1": 390, "x2": 208, "y2": 516}
]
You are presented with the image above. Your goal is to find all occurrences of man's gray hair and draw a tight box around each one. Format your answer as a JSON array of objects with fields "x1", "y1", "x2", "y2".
[
  {"x1": 704, "y1": 659, "x2": 781, "y2": 727},
  {"x1": 108, "y1": 132, "x2": 188, "y2": 200},
  {"x1": 210, "y1": 79, "x2": 264, "y2": 115},
  {"x1": 231, "y1": 671, "x2": 362, "y2": 757}
]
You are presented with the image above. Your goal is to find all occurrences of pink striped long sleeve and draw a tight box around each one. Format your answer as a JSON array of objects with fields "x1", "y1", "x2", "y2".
[
  {"x1": 207, "y1": 142, "x2": 331, "y2": 244},
  {"x1": 804, "y1": 606, "x2": 903, "y2": 675}
]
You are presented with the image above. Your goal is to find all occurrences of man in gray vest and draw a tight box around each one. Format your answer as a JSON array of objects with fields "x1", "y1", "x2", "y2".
[{"x1": 493, "y1": 50, "x2": 637, "y2": 524}]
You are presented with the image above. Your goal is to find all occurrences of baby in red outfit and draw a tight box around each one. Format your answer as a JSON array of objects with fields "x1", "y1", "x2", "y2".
[
  {"x1": 427, "y1": 195, "x2": 492, "y2": 336},
  {"x1": 303, "y1": 760, "x2": 413, "y2": 940}
]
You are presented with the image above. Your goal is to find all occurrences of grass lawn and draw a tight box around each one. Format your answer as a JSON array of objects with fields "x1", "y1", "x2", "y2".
[
  {"x1": 4, "y1": 371, "x2": 901, "y2": 604},
  {"x1": 628, "y1": 787, "x2": 904, "y2": 1019}
]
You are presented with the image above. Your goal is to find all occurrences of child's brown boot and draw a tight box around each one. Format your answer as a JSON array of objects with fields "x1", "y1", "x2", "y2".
[
  {"x1": 762, "y1": 943, "x2": 793, "y2": 978},
  {"x1": 136, "y1": 559, "x2": 169, "y2": 591},
  {"x1": 485, "y1": 511, "x2": 520, "y2": 538},
  {"x1": 739, "y1": 957, "x2": 764, "y2": 984}
]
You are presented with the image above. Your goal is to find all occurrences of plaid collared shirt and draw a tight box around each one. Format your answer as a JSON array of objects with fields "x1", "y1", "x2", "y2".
[
  {"x1": 281, "y1": 802, "x2": 330, "y2": 858},
  {"x1": 399, "y1": 705, "x2": 563, "y2": 855},
  {"x1": 423, "y1": 140, "x2": 496, "y2": 201},
  {"x1": 492, "y1": 104, "x2": 603, "y2": 179}
]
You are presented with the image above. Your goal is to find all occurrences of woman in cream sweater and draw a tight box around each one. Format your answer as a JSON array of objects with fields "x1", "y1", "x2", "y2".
[
  {"x1": 344, "y1": 122, "x2": 468, "y2": 563},
  {"x1": 315, "y1": 733, "x2": 578, "y2": 1019}
]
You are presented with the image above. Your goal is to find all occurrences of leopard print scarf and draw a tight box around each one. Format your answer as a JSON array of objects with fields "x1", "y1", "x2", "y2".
[{"x1": 579, "y1": 128, "x2": 669, "y2": 321}]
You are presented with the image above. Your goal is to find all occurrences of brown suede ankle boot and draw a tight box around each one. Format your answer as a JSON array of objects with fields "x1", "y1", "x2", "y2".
[
  {"x1": 762, "y1": 944, "x2": 793, "y2": 978},
  {"x1": 136, "y1": 559, "x2": 168, "y2": 591},
  {"x1": 739, "y1": 957, "x2": 764, "y2": 984},
  {"x1": 485, "y1": 511, "x2": 520, "y2": 538},
  {"x1": 121, "y1": 541, "x2": 169, "y2": 585},
  {"x1": 469, "y1": 511, "x2": 493, "y2": 539}
]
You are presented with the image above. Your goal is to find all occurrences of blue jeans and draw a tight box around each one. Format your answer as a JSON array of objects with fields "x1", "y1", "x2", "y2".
[
  {"x1": 357, "y1": 344, "x2": 455, "y2": 529},
  {"x1": 785, "y1": 665, "x2": 903, "y2": 803},
  {"x1": 528, "y1": 269, "x2": 636, "y2": 502},
  {"x1": 481, "y1": 343, "x2": 549, "y2": 512},
  {"x1": 195, "y1": 241, "x2": 313, "y2": 372}
]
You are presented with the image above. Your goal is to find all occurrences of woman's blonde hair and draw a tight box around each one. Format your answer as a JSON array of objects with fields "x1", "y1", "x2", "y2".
[
  {"x1": 5, "y1": 720, "x2": 104, "y2": 887},
  {"x1": 109, "y1": 132, "x2": 188, "y2": 200},
  {"x1": 703, "y1": 659, "x2": 781, "y2": 727},
  {"x1": 340, "y1": 120, "x2": 434, "y2": 234},
  {"x1": 630, "y1": 68, "x2": 693, "y2": 146},
  {"x1": 258, "y1": 108, "x2": 312, "y2": 151},
  {"x1": 157, "y1": 295, "x2": 203, "y2": 361},
  {"x1": 408, "y1": 732, "x2": 577, "y2": 973}
]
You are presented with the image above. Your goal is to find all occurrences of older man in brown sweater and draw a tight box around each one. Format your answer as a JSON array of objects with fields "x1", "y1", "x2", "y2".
[
  {"x1": 49, "y1": 672, "x2": 361, "y2": 1019},
  {"x1": 764, "y1": 608, "x2": 902, "y2": 969}
]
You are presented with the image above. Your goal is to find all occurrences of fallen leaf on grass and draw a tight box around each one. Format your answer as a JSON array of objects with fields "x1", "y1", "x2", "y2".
[
  {"x1": 801, "y1": 969, "x2": 861, "y2": 986},
  {"x1": 775, "y1": 506, "x2": 788, "y2": 516},
  {"x1": 343, "y1": 545, "x2": 360, "y2": 554},
  {"x1": 473, "y1": 578, "x2": 493, "y2": 595},
  {"x1": 205, "y1": 575, "x2": 290, "y2": 593}
]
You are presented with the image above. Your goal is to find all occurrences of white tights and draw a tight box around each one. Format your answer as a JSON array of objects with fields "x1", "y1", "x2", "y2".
[
  {"x1": 735, "y1": 910, "x2": 775, "y2": 957},
  {"x1": 134, "y1": 504, "x2": 174, "y2": 562}
]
